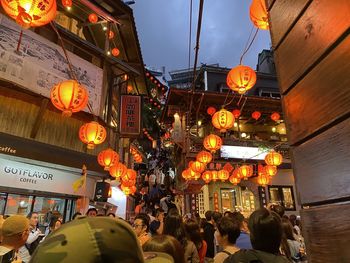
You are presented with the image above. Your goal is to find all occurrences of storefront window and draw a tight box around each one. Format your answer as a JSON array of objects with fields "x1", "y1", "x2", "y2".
[
  {"x1": 268, "y1": 185, "x2": 296, "y2": 211},
  {"x1": 241, "y1": 189, "x2": 256, "y2": 213},
  {"x1": 33, "y1": 197, "x2": 66, "y2": 228},
  {"x1": 0, "y1": 193, "x2": 7, "y2": 214},
  {"x1": 5, "y1": 194, "x2": 33, "y2": 216}
]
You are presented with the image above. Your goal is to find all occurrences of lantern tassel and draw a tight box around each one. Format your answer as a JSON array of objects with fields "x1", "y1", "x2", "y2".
[{"x1": 16, "y1": 30, "x2": 23, "y2": 52}]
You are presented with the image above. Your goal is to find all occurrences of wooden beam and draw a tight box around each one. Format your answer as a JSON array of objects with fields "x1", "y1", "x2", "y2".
[{"x1": 30, "y1": 98, "x2": 49, "y2": 139}]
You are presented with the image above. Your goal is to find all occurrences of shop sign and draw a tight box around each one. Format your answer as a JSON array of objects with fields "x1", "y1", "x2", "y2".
[
  {"x1": 0, "y1": 146, "x2": 16, "y2": 154},
  {"x1": 119, "y1": 95, "x2": 141, "y2": 136},
  {"x1": 220, "y1": 145, "x2": 268, "y2": 160},
  {"x1": 0, "y1": 157, "x2": 95, "y2": 197}
]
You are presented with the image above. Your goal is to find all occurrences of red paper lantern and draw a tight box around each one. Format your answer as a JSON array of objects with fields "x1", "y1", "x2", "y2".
[
  {"x1": 88, "y1": 13, "x2": 98, "y2": 23},
  {"x1": 190, "y1": 161, "x2": 206, "y2": 174},
  {"x1": 97, "y1": 148, "x2": 119, "y2": 171},
  {"x1": 62, "y1": 0, "x2": 72, "y2": 8},
  {"x1": 257, "y1": 174, "x2": 270, "y2": 186},
  {"x1": 252, "y1": 111, "x2": 261, "y2": 120},
  {"x1": 229, "y1": 175, "x2": 241, "y2": 185},
  {"x1": 121, "y1": 179, "x2": 136, "y2": 188},
  {"x1": 265, "y1": 150, "x2": 283, "y2": 166},
  {"x1": 196, "y1": 151, "x2": 213, "y2": 164},
  {"x1": 238, "y1": 165, "x2": 254, "y2": 180},
  {"x1": 203, "y1": 134, "x2": 222, "y2": 153},
  {"x1": 202, "y1": 171, "x2": 212, "y2": 184},
  {"x1": 212, "y1": 109, "x2": 235, "y2": 133},
  {"x1": 189, "y1": 169, "x2": 201, "y2": 180},
  {"x1": 227, "y1": 65, "x2": 256, "y2": 94},
  {"x1": 108, "y1": 30, "x2": 114, "y2": 39},
  {"x1": 79, "y1": 121, "x2": 107, "y2": 149},
  {"x1": 112, "y1": 48, "x2": 120, "y2": 57},
  {"x1": 207, "y1": 107, "x2": 216, "y2": 116},
  {"x1": 271, "y1": 112, "x2": 281, "y2": 122},
  {"x1": 122, "y1": 169, "x2": 137, "y2": 181},
  {"x1": 265, "y1": 165, "x2": 277, "y2": 177},
  {"x1": 232, "y1": 109, "x2": 241, "y2": 119},
  {"x1": 1, "y1": 0, "x2": 57, "y2": 28},
  {"x1": 182, "y1": 169, "x2": 191, "y2": 180},
  {"x1": 218, "y1": 169, "x2": 229, "y2": 182},
  {"x1": 211, "y1": 170, "x2": 218, "y2": 182},
  {"x1": 223, "y1": 163, "x2": 234, "y2": 173},
  {"x1": 250, "y1": 0, "x2": 269, "y2": 30},
  {"x1": 121, "y1": 185, "x2": 136, "y2": 195},
  {"x1": 109, "y1": 163, "x2": 127, "y2": 179},
  {"x1": 50, "y1": 80, "x2": 89, "y2": 117}
]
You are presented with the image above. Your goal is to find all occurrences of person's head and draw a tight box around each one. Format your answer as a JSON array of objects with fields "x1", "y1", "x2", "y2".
[
  {"x1": 30, "y1": 217, "x2": 145, "y2": 263},
  {"x1": 107, "y1": 213, "x2": 116, "y2": 218},
  {"x1": 86, "y1": 208, "x2": 98, "y2": 217},
  {"x1": 155, "y1": 208, "x2": 165, "y2": 221},
  {"x1": 281, "y1": 218, "x2": 296, "y2": 241},
  {"x1": 212, "y1": 211, "x2": 223, "y2": 226},
  {"x1": 143, "y1": 235, "x2": 185, "y2": 263},
  {"x1": 163, "y1": 213, "x2": 187, "y2": 247},
  {"x1": 228, "y1": 211, "x2": 247, "y2": 231},
  {"x1": 205, "y1": 211, "x2": 213, "y2": 222},
  {"x1": 289, "y1": 214, "x2": 297, "y2": 226},
  {"x1": 2, "y1": 215, "x2": 30, "y2": 249},
  {"x1": 215, "y1": 217, "x2": 240, "y2": 247},
  {"x1": 133, "y1": 213, "x2": 150, "y2": 237},
  {"x1": 72, "y1": 212, "x2": 82, "y2": 220},
  {"x1": 270, "y1": 204, "x2": 285, "y2": 218},
  {"x1": 139, "y1": 200, "x2": 146, "y2": 207},
  {"x1": 49, "y1": 218, "x2": 62, "y2": 232},
  {"x1": 184, "y1": 220, "x2": 202, "y2": 248},
  {"x1": 248, "y1": 208, "x2": 282, "y2": 254},
  {"x1": 224, "y1": 211, "x2": 233, "y2": 217},
  {"x1": 27, "y1": 212, "x2": 39, "y2": 228}
]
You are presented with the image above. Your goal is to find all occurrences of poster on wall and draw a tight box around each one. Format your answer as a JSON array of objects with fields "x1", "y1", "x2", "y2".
[
  {"x1": 119, "y1": 95, "x2": 141, "y2": 136},
  {"x1": 0, "y1": 14, "x2": 103, "y2": 115}
]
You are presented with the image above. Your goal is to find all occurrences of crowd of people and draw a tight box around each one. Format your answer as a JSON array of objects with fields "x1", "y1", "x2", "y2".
[{"x1": 0, "y1": 202, "x2": 306, "y2": 263}]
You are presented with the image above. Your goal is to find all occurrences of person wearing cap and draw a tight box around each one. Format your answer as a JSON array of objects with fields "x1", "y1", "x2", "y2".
[
  {"x1": 0, "y1": 215, "x2": 30, "y2": 262},
  {"x1": 29, "y1": 216, "x2": 173, "y2": 263}
]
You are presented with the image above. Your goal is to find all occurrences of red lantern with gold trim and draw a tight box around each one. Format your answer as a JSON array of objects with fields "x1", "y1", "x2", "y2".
[
  {"x1": 109, "y1": 163, "x2": 127, "y2": 179},
  {"x1": 88, "y1": 13, "x2": 98, "y2": 23},
  {"x1": 271, "y1": 112, "x2": 280, "y2": 122},
  {"x1": 50, "y1": 80, "x2": 89, "y2": 117},
  {"x1": 212, "y1": 109, "x2": 235, "y2": 132},
  {"x1": 250, "y1": 0, "x2": 269, "y2": 30},
  {"x1": 238, "y1": 165, "x2": 254, "y2": 180},
  {"x1": 207, "y1": 107, "x2": 216, "y2": 116},
  {"x1": 265, "y1": 150, "x2": 283, "y2": 166},
  {"x1": 97, "y1": 148, "x2": 119, "y2": 171},
  {"x1": 182, "y1": 169, "x2": 191, "y2": 180},
  {"x1": 202, "y1": 171, "x2": 212, "y2": 184},
  {"x1": 112, "y1": 48, "x2": 120, "y2": 57},
  {"x1": 218, "y1": 169, "x2": 229, "y2": 182},
  {"x1": 203, "y1": 134, "x2": 222, "y2": 153},
  {"x1": 232, "y1": 109, "x2": 241, "y2": 119},
  {"x1": 257, "y1": 174, "x2": 270, "y2": 186},
  {"x1": 189, "y1": 169, "x2": 201, "y2": 180},
  {"x1": 122, "y1": 169, "x2": 137, "y2": 182},
  {"x1": 252, "y1": 111, "x2": 261, "y2": 120},
  {"x1": 227, "y1": 65, "x2": 256, "y2": 94},
  {"x1": 79, "y1": 121, "x2": 107, "y2": 149},
  {"x1": 190, "y1": 161, "x2": 206, "y2": 174},
  {"x1": 211, "y1": 170, "x2": 218, "y2": 182},
  {"x1": 229, "y1": 175, "x2": 241, "y2": 185},
  {"x1": 62, "y1": 0, "x2": 72, "y2": 8},
  {"x1": 265, "y1": 165, "x2": 277, "y2": 177},
  {"x1": 1, "y1": 0, "x2": 57, "y2": 28},
  {"x1": 196, "y1": 151, "x2": 212, "y2": 164}
]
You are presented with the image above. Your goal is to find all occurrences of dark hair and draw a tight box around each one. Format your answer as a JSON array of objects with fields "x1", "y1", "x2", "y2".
[
  {"x1": 199, "y1": 218, "x2": 207, "y2": 230},
  {"x1": 27, "y1": 212, "x2": 38, "y2": 219},
  {"x1": 167, "y1": 208, "x2": 179, "y2": 217},
  {"x1": 163, "y1": 213, "x2": 187, "y2": 248},
  {"x1": 248, "y1": 208, "x2": 283, "y2": 254},
  {"x1": 155, "y1": 208, "x2": 165, "y2": 217},
  {"x1": 49, "y1": 218, "x2": 62, "y2": 230},
  {"x1": 289, "y1": 214, "x2": 297, "y2": 227},
  {"x1": 217, "y1": 217, "x2": 240, "y2": 245},
  {"x1": 228, "y1": 211, "x2": 245, "y2": 227},
  {"x1": 281, "y1": 218, "x2": 296, "y2": 241},
  {"x1": 143, "y1": 235, "x2": 185, "y2": 263},
  {"x1": 270, "y1": 205, "x2": 285, "y2": 218},
  {"x1": 205, "y1": 211, "x2": 213, "y2": 221},
  {"x1": 212, "y1": 211, "x2": 222, "y2": 224},
  {"x1": 107, "y1": 213, "x2": 115, "y2": 217},
  {"x1": 224, "y1": 211, "x2": 233, "y2": 217},
  {"x1": 184, "y1": 220, "x2": 203, "y2": 249},
  {"x1": 72, "y1": 212, "x2": 82, "y2": 220},
  {"x1": 86, "y1": 208, "x2": 98, "y2": 215},
  {"x1": 135, "y1": 213, "x2": 150, "y2": 232}
]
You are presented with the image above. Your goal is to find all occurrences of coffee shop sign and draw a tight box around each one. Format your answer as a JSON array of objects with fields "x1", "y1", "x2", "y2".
[{"x1": 4, "y1": 166, "x2": 53, "y2": 184}]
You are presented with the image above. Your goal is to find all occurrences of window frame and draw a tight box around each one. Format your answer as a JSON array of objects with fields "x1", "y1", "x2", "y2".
[{"x1": 268, "y1": 185, "x2": 296, "y2": 211}]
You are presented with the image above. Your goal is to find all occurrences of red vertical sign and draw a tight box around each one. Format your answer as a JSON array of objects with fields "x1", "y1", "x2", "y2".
[{"x1": 120, "y1": 95, "x2": 141, "y2": 136}]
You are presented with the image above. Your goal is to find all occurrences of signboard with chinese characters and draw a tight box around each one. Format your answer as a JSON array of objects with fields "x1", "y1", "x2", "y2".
[
  {"x1": 120, "y1": 95, "x2": 141, "y2": 136},
  {"x1": 220, "y1": 145, "x2": 268, "y2": 160}
]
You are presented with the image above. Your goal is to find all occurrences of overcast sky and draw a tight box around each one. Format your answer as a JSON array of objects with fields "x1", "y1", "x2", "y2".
[{"x1": 132, "y1": 0, "x2": 271, "y2": 77}]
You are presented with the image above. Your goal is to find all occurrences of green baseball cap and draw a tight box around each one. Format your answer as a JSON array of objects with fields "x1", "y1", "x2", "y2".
[{"x1": 30, "y1": 216, "x2": 160, "y2": 263}]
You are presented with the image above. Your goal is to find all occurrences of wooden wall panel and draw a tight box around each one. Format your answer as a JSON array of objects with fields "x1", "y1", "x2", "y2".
[
  {"x1": 274, "y1": 0, "x2": 350, "y2": 93},
  {"x1": 284, "y1": 35, "x2": 350, "y2": 145},
  {"x1": 292, "y1": 118, "x2": 350, "y2": 204},
  {"x1": 269, "y1": 0, "x2": 310, "y2": 47},
  {"x1": 300, "y1": 202, "x2": 350, "y2": 263}
]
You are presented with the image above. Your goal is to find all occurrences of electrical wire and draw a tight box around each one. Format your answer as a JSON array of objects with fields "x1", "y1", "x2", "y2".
[
  {"x1": 240, "y1": 27, "x2": 259, "y2": 65},
  {"x1": 188, "y1": 0, "x2": 193, "y2": 70}
]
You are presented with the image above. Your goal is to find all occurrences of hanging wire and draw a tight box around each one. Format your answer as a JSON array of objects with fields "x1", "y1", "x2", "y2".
[
  {"x1": 188, "y1": 0, "x2": 193, "y2": 70},
  {"x1": 239, "y1": 27, "x2": 259, "y2": 65}
]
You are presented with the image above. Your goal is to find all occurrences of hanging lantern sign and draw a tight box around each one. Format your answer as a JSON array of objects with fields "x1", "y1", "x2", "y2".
[
  {"x1": 212, "y1": 109, "x2": 235, "y2": 132},
  {"x1": 97, "y1": 148, "x2": 119, "y2": 171},
  {"x1": 227, "y1": 65, "x2": 256, "y2": 94},
  {"x1": 79, "y1": 121, "x2": 106, "y2": 149},
  {"x1": 265, "y1": 150, "x2": 283, "y2": 166},
  {"x1": 203, "y1": 134, "x2": 222, "y2": 153},
  {"x1": 252, "y1": 111, "x2": 261, "y2": 120},
  {"x1": 250, "y1": 0, "x2": 269, "y2": 30}
]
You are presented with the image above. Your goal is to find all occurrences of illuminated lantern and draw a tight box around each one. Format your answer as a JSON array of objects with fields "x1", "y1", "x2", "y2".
[
  {"x1": 79, "y1": 121, "x2": 107, "y2": 149},
  {"x1": 265, "y1": 150, "x2": 283, "y2": 166},
  {"x1": 130, "y1": 185, "x2": 137, "y2": 194},
  {"x1": 212, "y1": 109, "x2": 235, "y2": 132},
  {"x1": 232, "y1": 109, "x2": 241, "y2": 119},
  {"x1": 250, "y1": 0, "x2": 269, "y2": 30},
  {"x1": 182, "y1": 169, "x2": 191, "y2": 180},
  {"x1": 97, "y1": 148, "x2": 119, "y2": 171},
  {"x1": 108, "y1": 186, "x2": 112, "y2": 198},
  {"x1": 271, "y1": 112, "x2": 281, "y2": 122},
  {"x1": 1, "y1": 0, "x2": 57, "y2": 28},
  {"x1": 50, "y1": 80, "x2": 89, "y2": 117},
  {"x1": 109, "y1": 163, "x2": 127, "y2": 179},
  {"x1": 62, "y1": 0, "x2": 72, "y2": 8},
  {"x1": 238, "y1": 165, "x2": 254, "y2": 180},
  {"x1": 202, "y1": 171, "x2": 212, "y2": 184},
  {"x1": 123, "y1": 169, "x2": 137, "y2": 181},
  {"x1": 203, "y1": 134, "x2": 222, "y2": 153},
  {"x1": 252, "y1": 111, "x2": 261, "y2": 120},
  {"x1": 229, "y1": 175, "x2": 241, "y2": 185},
  {"x1": 257, "y1": 174, "x2": 270, "y2": 186},
  {"x1": 121, "y1": 185, "x2": 136, "y2": 195},
  {"x1": 189, "y1": 169, "x2": 201, "y2": 180},
  {"x1": 121, "y1": 179, "x2": 136, "y2": 188},
  {"x1": 211, "y1": 170, "x2": 218, "y2": 182},
  {"x1": 265, "y1": 165, "x2": 277, "y2": 177},
  {"x1": 112, "y1": 48, "x2": 120, "y2": 57},
  {"x1": 108, "y1": 30, "x2": 114, "y2": 39},
  {"x1": 191, "y1": 161, "x2": 206, "y2": 173},
  {"x1": 196, "y1": 151, "x2": 212, "y2": 164},
  {"x1": 218, "y1": 169, "x2": 229, "y2": 182},
  {"x1": 207, "y1": 107, "x2": 216, "y2": 116},
  {"x1": 88, "y1": 13, "x2": 98, "y2": 23},
  {"x1": 223, "y1": 163, "x2": 234, "y2": 173},
  {"x1": 227, "y1": 65, "x2": 256, "y2": 94}
]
